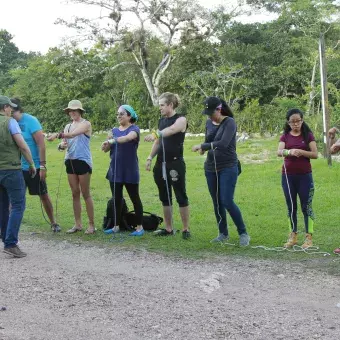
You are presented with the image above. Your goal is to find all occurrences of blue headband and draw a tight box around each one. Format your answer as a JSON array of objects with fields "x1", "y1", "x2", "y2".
[{"x1": 120, "y1": 105, "x2": 138, "y2": 121}]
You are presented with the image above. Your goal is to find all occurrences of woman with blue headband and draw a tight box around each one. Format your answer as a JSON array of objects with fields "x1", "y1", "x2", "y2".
[{"x1": 101, "y1": 104, "x2": 144, "y2": 236}]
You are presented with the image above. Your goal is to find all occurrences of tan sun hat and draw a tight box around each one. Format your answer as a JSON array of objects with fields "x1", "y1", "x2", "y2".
[{"x1": 64, "y1": 100, "x2": 85, "y2": 112}]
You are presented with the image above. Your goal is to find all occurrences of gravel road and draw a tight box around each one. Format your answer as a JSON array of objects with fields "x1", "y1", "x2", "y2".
[{"x1": 1, "y1": 237, "x2": 340, "y2": 340}]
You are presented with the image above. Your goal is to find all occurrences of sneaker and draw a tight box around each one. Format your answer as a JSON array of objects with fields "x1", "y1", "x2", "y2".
[
  {"x1": 334, "y1": 248, "x2": 340, "y2": 255},
  {"x1": 3, "y1": 246, "x2": 27, "y2": 258},
  {"x1": 182, "y1": 230, "x2": 191, "y2": 239},
  {"x1": 239, "y1": 233, "x2": 250, "y2": 246},
  {"x1": 104, "y1": 226, "x2": 120, "y2": 234},
  {"x1": 211, "y1": 233, "x2": 229, "y2": 243},
  {"x1": 130, "y1": 229, "x2": 145, "y2": 237},
  {"x1": 51, "y1": 223, "x2": 61, "y2": 233},
  {"x1": 154, "y1": 228, "x2": 174, "y2": 236}
]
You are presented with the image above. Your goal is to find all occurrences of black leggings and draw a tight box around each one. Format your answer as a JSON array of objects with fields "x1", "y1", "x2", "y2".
[{"x1": 109, "y1": 182, "x2": 143, "y2": 226}]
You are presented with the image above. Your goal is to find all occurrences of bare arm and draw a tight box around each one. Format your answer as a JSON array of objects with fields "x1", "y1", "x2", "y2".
[
  {"x1": 148, "y1": 138, "x2": 160, "y2": 159},
  {"x1": 278, "y1": 140, "x2": 318, "y2": 159},
  {"x1": 160, "y1": 117, "x2": 187, "y2": 137},
  {"x1": 277, "y1": 141, "x2": 286, "y2": 157},
  {"x1": 145, "y1": 138, "x2": 160, "y2": 171},
  {"x1": 116, "y1": 131, "x2": 138, "y2": 143},
  {"x1": 12, "y1": 134, "x2": 34, "y2": 165},
  {"x1": 63, "y1": 121, "x2": 91, "y2": 138},
  {"x1": 47, "y1": 121, "x2": 91, "y2": 141},
  {"x1": 32, "y1": 130, "x2": 46, "y2": 164},
  {"x1": 299, "y1": 141, "x2": 318, "y2": 159},
  {"x1": 101, "y1": 131, "x2": 138, "y2": 152}
]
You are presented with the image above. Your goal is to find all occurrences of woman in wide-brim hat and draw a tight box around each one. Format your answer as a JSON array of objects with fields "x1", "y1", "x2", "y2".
[{"x1": 48, "y1": 100, "x2": 95, "y2": 234}]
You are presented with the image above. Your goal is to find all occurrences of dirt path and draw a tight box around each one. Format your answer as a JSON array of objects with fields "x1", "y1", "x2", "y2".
[{"x1": 1, "y1": 237, "x2": 340, "y2": 340}]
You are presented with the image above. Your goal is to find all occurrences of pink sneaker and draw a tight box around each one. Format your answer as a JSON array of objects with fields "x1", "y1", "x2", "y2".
[{"x1": 333, "y1": 248, "x2": 340, "y2": 255}]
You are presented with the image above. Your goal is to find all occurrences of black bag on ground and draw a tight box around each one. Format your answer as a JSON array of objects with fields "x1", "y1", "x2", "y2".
[
  {"x1": 102, "y1": 198, "x2": 134, "y2": 232},
  {"x1": 125, "y1": 211, "x2": 163, "y2": 231}
]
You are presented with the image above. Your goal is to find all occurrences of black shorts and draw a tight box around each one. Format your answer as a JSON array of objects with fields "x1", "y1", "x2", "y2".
[
  {"x1": 23, "y1": 170, "x2": 48, "y2": 196},
  {"x1": 153, "y1": 159, "x2": 189, "y2": 207},
  {"x1": 65, "y1": 159, "x2": 92, "y2": 175}
]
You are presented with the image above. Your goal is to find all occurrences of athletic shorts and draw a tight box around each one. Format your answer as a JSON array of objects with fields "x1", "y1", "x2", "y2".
[
  {"x1": 23, "y1": 169, "x2": 48, "y2": 196},
  {"x1": 153, "y1": 159, "x2": 189, "y2": 207},
  {"x1": 65, "y1": 159, "x2": 92, "y2": 175}
]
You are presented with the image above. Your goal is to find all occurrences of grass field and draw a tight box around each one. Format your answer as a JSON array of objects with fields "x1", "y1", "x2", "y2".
[{"x1": 21, "y1": 134, "x2": 340, "y2": 260}]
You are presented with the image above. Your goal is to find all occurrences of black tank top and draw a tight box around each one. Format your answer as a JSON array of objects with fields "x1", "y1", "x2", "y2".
[{"x1": 157, "y1": 114, "x2": 186, "y2": 162}]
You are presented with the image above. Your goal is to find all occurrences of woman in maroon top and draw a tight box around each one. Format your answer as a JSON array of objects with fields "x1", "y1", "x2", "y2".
[{"x1": 277, "y1": 109, "x2": 318, "y2": 249}]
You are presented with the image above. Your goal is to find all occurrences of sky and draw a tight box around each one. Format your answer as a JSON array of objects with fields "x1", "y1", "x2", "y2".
[{"x1": 1, "y1": 0, "x2": 274, "y2": 53}]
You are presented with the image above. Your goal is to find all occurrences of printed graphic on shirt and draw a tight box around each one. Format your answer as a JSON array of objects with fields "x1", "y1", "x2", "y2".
[{"x1": 170, "y1": 169, "x2": 179, "y2": 181}]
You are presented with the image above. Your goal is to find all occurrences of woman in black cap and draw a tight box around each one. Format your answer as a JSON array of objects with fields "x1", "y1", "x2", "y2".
[{"x1": 192, "y1": 97, "x2": 250, "y2": 246}]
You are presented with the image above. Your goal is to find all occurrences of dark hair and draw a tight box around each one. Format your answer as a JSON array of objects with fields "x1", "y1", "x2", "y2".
[
  {"x1": 0, "y1": 104, "x2": 6, "y2": 111},
  {"x1": 284, "y1": 108, "x2": 312, "y2": 146},
  {"x1": 10, "y1": 98, "x2": 23, "y2": 112},
  {"x1": 220, "y1": 99, "x2": 234, "y2": 118},
  {"x1": 126, "y1": 111, "x2": 136, "y2": 123}
]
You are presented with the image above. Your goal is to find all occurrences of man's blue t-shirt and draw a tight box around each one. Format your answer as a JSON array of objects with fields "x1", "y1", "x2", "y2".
[{"x1": 18, "y1": 113, "x2": 42, "y2": 170}]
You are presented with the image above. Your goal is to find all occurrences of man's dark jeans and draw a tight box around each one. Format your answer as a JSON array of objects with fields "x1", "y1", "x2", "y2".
[{"x1": 0, "y1": 170, "x2": 26, "y2": 248}]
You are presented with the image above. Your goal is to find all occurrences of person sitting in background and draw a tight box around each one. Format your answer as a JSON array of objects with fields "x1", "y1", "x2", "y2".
[
  {"x1": 101, "y1": 105, "x2": 144, "y2": 236},
  {"x1": 11, "y1": 98, "x2": 61, "y2": 233}
]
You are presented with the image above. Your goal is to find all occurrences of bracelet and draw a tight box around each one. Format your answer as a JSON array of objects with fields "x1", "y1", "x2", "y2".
[
  {"x1": 29, "y1": 163, "x2": 35, "y2": 168},
  {"x1": 147, "y1": 157, "x2": 152, "y2": 161},
  {"x1": 152, "y1": 130, "x2": 162, "y2": 139},
  {"x1": 57, "y1": 132, "x2": 64, "y2": 139},
  {"x1": 40, "y1": 166, "x2": 47, "y2": 170},
  {"x1": 282, "y1": 149, "x2": 290, "y2": 157},
  {"x1": 108, "y1": 138, "x2": 117, "y2": 145}
]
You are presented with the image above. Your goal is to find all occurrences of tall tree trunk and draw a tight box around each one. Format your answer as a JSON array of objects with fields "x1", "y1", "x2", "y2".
[{"x1": 306, "y1": 56, "x2": 318, "y2": 115}]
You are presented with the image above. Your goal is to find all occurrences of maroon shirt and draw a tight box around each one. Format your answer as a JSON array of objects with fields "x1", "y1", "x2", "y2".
[{"x1": 280, "y1": 132, "x2": 315, "y2": 174}]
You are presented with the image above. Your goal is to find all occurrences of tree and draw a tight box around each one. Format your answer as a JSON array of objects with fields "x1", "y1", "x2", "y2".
[
  {"x1": 0, "y1": 30, "x2": 32, "y2": 92},
  {"x1": 56, "y1": 0, "x2": 211, "y2": 105}
]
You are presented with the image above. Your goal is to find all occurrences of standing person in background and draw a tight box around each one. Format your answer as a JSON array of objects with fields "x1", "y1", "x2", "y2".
[
  {"x1": 101, "y1": 104, "x2": 144, "y2": 236},
  {"x1": 328, "y1": 126, "x2": 340, "y2": 254},
  {"x1": 0, "y1": 95, "x2": 36, "y2": 258},
  {"x1": 328, "y1": 126, "x2": 340, "y2": 154},
  {"x1": 144, "y1": 92, "x2": 191, "y2": 239},
  {"x1": 192, "y1": 97, "x2": 250, "y2": 246},
  {"x1": 11, "y1": 98, "x2": 61, "y2": 233},
  {"x1": 277, "y1": 108, "x2": 318, "y2": 249},
  {"x1": 47, "y1": 100, "x2": 95, "y2": 234}
]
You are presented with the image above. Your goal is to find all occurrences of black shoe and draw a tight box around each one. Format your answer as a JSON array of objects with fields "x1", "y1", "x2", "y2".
[
  {"x1": 154, "y1": 228, "x2": 174, "y2": 236},
  {"x1": 182, "y1": 230, "x2": 191, "y2": 239},
  {"x1": 51, "y1": 223, "x2": 61, "y2": 232}
]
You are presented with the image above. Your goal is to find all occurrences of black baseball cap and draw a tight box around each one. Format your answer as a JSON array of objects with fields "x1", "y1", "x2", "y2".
[{"x1": 202, "y1": 96, "x2": 222, "y2": 115}]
